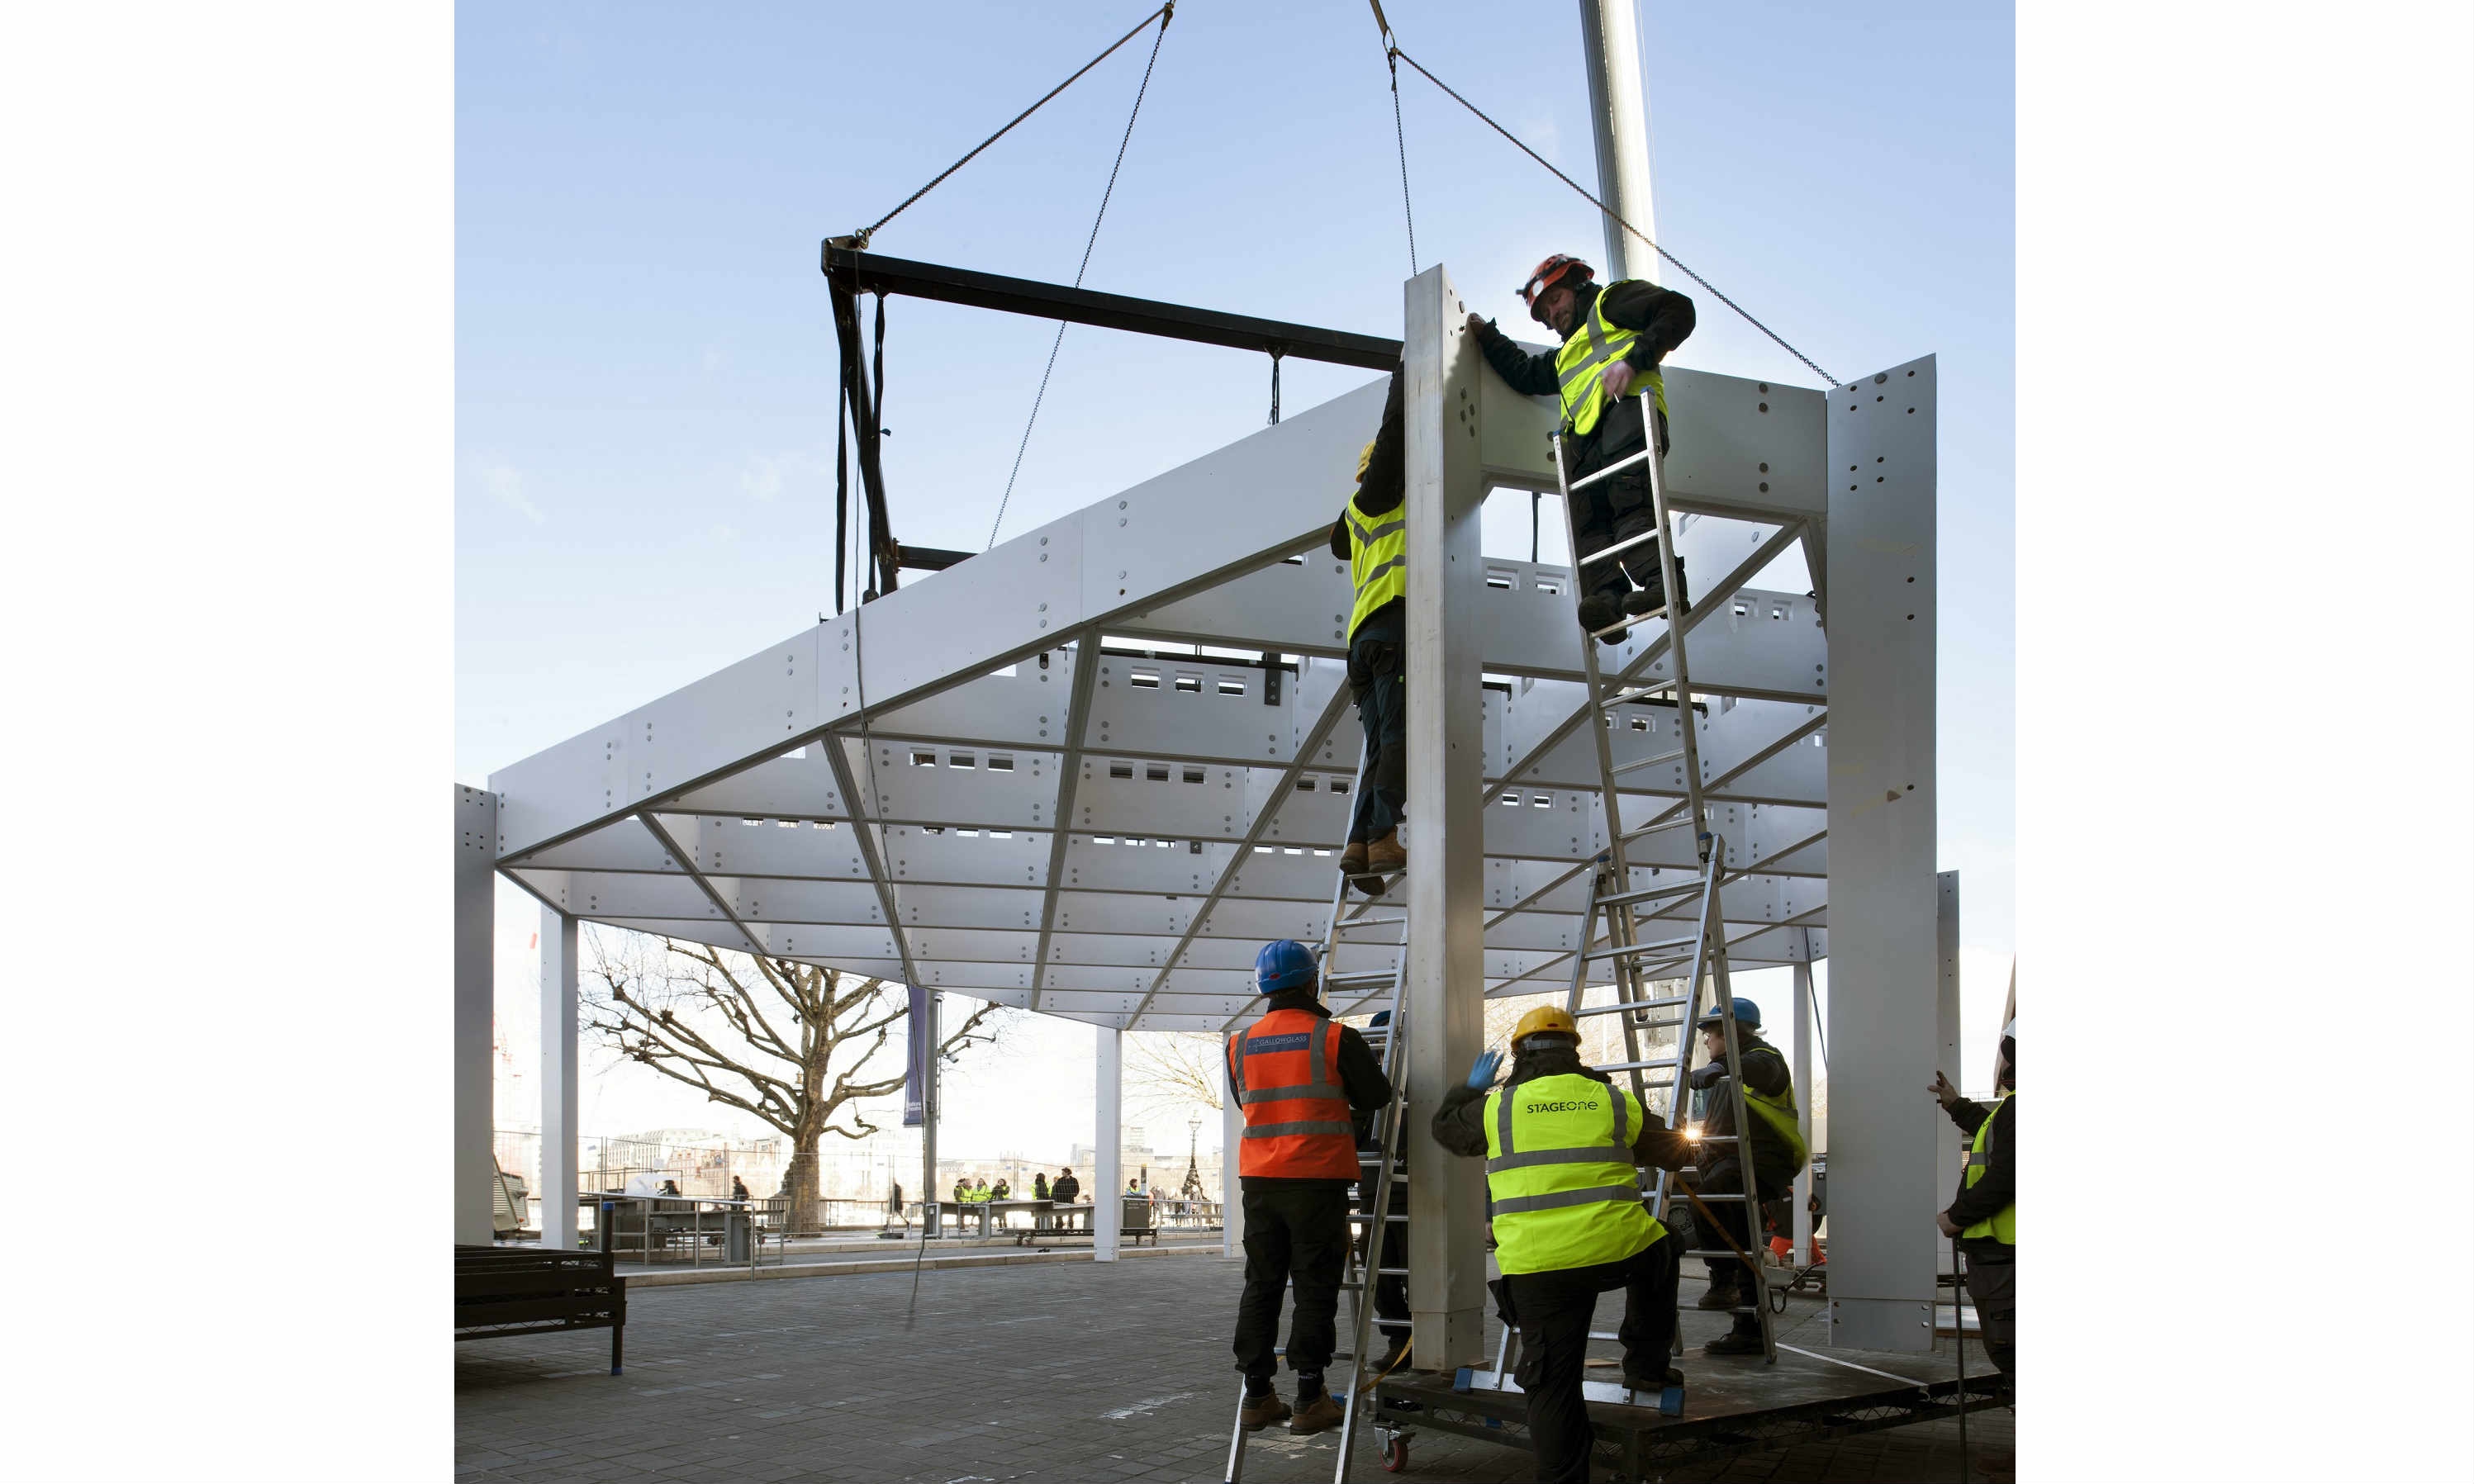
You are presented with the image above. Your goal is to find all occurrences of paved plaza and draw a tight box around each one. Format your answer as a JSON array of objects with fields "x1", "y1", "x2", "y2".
[{"x1": 457, "y1": 1252, "x2": 2011, "y2": 1483}]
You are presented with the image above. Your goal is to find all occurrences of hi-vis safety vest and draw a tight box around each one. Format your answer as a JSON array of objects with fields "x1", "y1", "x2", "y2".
[
  {"x1": 1228, "y1": 1008, "x2": 1361, "y2": 1180},
  {"x1": 1483, "y1": 1073, "x2": 1663, "y2": 1275},
  {"x1": 1555, "y1": 284, "x2": 1668, "y2": 436},
  {"x1": 1740, "y1": 1061, "x2": 1812, "y2": 1173},
  {"x1": 1343, "y1": 449, "x2": 1407, "y2": 641},
  {"x1": 1960, "y1": 1093, "x2": 2016, "y2": 1245}
]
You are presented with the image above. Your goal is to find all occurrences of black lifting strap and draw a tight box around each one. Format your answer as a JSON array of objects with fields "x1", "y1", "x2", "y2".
[{"x1": 1267, "y1": 349, "x2": 1283, "y2": 425}]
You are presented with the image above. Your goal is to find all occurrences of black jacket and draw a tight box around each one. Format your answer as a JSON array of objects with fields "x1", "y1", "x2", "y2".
[
  {"x1": 1468, "y1": 279, "x2": 1695, "y2": 474},
  {"x1": 1050, "y1": 1173, "x2": 1080, "y2": 1203},
  {"x1": 1688, "y1": 1032, "x2": 1802, "y2": 1187},
  {"x1": 1943, "y1": 1093, "x2": 2014, "y2": 1258},
  {"x1": 1226, "y1": 989, "x2": 1395, "y2": 1186},
  {"x1": 1430, "y1": 1043, "x2": 1698, "y2": 1173},
  {"x1": 1327, "y1": 367, "x2": 1408, "y2": 644}
]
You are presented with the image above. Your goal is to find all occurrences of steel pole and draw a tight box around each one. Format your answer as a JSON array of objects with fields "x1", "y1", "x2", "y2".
[{"x1": 1576, "y1": 0, "x2": 1659, "y2": 282}]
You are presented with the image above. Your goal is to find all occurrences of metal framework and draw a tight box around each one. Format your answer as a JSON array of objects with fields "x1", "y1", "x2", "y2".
[{"x1": 461, "y1": 257, "x2": 1941, "y2": 1353}]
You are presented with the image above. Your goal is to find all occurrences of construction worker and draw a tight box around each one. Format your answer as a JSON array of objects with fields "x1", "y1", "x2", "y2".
[
  {"x1": 1683, "y1": 998, "x2": 1807, "y2": 1355},
  {"x1": 1432, "y1": 1006, "x2": 1698, "y2": 1484},
  {"x1": 1327, "y1": 366, "x2": 1408, "y2": 894},
  {"x1": 1033, "y1": 1169, "x2": 1050, "y2": 1202},
  {"x1": 1227, "y1": 939, "x2": 1394, "y2": 1437},
  {"x1": 1931, "y1": 1017, "x2": 2015, "y2": 1377},
  {"x1": 1465, "y1": 258, "x2": 1697, "y2": 643}
]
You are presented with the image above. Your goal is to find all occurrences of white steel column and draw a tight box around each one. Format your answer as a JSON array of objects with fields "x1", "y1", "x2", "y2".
[
  {"x1": 1791, "y1": 941, "x2": 1815, "y2": 1268},
  {"x1": 1576, "y1": 0, "x2": 1659, "y2": 282},
  {"x1": 454, "y1": 785, "x2": 497, "y2": 1246},
  {"x1": 1401, "y1": 264, "x2": 1487, "y2": 1370},
  {"x1": 1095, "y1": 1025, "x2": 1123, "y2": 1261},
  {"x1": 539, "y1": 906, "x2": 579, "y2": 1249},
  {"x1": 1935, "y1": 870, "x2": 1964, "y2": 1280},
  {"x1": 1821, "y1": 357, "x2": 1939, "y2": 1352},
  {"x1": 1221, "y1": 1086, "x2": 1242, "y2": 1259},
  {"x1": 923, "y1": 993, "x2": 941, "y2": 1238}
]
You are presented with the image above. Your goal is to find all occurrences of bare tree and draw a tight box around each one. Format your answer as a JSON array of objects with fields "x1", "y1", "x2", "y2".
[
  {"x1": 585, "y1": 931, "x2": 1004, "y2": 1231},
  {"x1": 1125, "y1": 1031, "x2": 1226, "y2": 1119}
]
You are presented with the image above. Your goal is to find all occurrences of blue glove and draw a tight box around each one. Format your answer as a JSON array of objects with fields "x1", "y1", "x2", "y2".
[{"x1": 1465, "y1": 1047, "x2": 1504, "y2": 1089}]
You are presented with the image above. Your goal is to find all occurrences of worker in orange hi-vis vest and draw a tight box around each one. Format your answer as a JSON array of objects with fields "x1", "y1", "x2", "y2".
[{"x1": 1225, "y1": 939, "x2": 1393, "y2": 1439}]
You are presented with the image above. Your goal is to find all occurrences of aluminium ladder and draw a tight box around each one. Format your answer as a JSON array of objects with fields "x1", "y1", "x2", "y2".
[
  {"x1": 1223, "y1": 751, "x2": 1415, "y2": 1484},
  {"x1": 1545, "y1": 418, "x2": 1782, "y2": 1368}
]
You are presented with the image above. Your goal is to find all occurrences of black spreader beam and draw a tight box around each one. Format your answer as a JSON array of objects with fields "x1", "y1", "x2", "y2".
[{"x1": 822, "y1": 244, "x2": 1402, "y2": 372}]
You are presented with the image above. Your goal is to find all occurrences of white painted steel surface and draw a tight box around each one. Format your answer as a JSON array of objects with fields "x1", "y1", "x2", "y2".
[
  {"x1": 456, "y1": 785, "x2": 496, "y2": 1245},
  {"x1": 1819, "y1": 356, "x2": 1940, "y2": 1353},
  {"x1": 539, "y1": 906, "x2": 580, "y2": 1249}
]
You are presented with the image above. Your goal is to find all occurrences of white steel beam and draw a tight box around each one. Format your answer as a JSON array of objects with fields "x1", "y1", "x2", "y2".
[
  {"x1": 1821, "y1": 357, "x2": 1940, "y2": 1353},
  {"x1": 454, "y1": 785, "x2": 496, "y2": 1246},
  {"x1": 1031, "y1": 633, "x2": 1103, "y2": 1009},
  {"x1": 1095, "y1": 1026, "x2": 1123, "y2": 1261},
  {"x1": 539, "y1": 906, "x2": 579, "y2": 1249},
  {"x1": 1402, "y1": 265, "x2": 1488, "y2": 1371}
]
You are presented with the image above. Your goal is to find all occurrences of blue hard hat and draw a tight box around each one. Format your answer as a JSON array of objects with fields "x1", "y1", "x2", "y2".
[
  {"x1": 1369, "y1": 1011, "x2": 1392, "y2": 1027},
  {"x1": 1695, "y1": 997, "x2": 1761, "y2": 1031},
  {"x1": 1256, "y1": 939, "x2": 1318, "y2": 994}
]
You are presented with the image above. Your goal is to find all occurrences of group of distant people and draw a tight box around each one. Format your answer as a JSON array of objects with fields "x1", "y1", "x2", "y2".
[{"x1": 949, "y1": 1169, "x2": 1085, "y2": 1206}]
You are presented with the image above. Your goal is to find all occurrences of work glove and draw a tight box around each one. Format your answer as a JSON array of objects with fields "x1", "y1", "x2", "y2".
[{"x1": 1465, "y1": 1047, "x2": 1504, "y2": 1089}]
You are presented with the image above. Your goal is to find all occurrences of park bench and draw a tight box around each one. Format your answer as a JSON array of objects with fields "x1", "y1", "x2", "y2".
[{"x1": 454, "y1": 1245, "x2": 625, "y2": 1375}]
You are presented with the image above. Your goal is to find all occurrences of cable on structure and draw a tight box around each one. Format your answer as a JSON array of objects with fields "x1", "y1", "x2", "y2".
[
  {"x1": 1366, "y1": 2, "x2": 1418, "y2": 275},
  {"x1": 1382, "y1": 41, "x2": 1838, "y2": 387},
  {"x1": 853, "y1": 4, "x2": 1175, "y2": 248},
  {"x1": 985, "y1": 3, "x2": 1174, "y2": 549}
]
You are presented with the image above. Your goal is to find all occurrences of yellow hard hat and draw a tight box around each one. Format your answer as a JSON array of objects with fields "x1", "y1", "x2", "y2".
[
  {"x1": 1510, "y1": 1005, "x2": 1579, "y2": 1045},
  {"x1": 1355, "y1": 439, "x2": 1376, "y2": 482}
]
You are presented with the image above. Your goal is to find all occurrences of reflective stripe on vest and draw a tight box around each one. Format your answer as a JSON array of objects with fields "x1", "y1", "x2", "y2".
[
  {"x1": 1960, "y1": 1092, "x2": 2015, "y2": 1245},
  {"x1": 1482, "y1": 1073, "x2": 1664, "y2": 1275},
  {"x1": 1345, "y1": 475, "x2": 1408, "y2": 641},
  {"x1": 1227, "y1": 1008, "x2": 1361, "y2": 1180},
  {"x1": 1553, "y1": 284, "x2": 1668, "y2": 436}
]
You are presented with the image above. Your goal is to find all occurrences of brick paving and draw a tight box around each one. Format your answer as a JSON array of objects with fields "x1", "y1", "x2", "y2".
[{"x1": 458, "y1": 1253, "x2": 2011, "y2": 1482}]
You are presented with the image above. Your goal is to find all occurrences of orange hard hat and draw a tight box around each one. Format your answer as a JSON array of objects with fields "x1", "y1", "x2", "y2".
[{"x1": 1518, "y1": 254, "x2": 1594, "y2": 321}]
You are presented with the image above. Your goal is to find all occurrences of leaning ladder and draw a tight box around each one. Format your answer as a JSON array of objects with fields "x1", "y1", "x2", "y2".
[
  {"x1": 1546, "y1": 418, "x2": 1780, "y2": 1367},
  {"x1": 1222, "y1": 751, "x2": 1414, "y2": 1484}
]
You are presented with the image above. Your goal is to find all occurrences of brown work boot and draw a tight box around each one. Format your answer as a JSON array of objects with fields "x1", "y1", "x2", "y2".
[
  {"x1": 1339, "y1": 840, "x2": 1370, "y2": 876},
  {"x1": 1288, "y1": 1390, "x2": 1346, "y2": 1435},
  {"x1": 1239, "y1": 1389, "x2": 1290, "y2": 1429},
  {"x1": 1365, "y1": 830, "x2": 1407, "y2": 877}
]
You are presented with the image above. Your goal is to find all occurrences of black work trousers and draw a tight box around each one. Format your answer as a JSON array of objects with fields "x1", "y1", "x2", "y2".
[
  {"x1": 1569, "y1": 410, "x2": 1671, "y2": 609},
  {"x1": 1346, "y1": 634, "x2": 1406, "y2": 844},
  {"x1": 1963, "y1": 1251, "x2": 2016, "y2": 1376},
  {"x1": 1500, "y1": 1230, "x2": 1682, "y2": 1484},
  {"x1": 1232, "y1": 1180, "x2": 1351, "y2": 1385}
]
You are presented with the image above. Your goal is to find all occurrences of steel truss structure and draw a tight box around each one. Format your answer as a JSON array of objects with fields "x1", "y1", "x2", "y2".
[{"x1": 460, "y1": 259, "x2": 1943, "y2": 1356}]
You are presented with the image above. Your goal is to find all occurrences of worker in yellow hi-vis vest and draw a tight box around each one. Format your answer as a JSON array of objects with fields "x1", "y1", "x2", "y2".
[
  {"x1": 1432, "y1": 1007, "x2": 1698, "y2": 1484},
  {"x1": 1465, "y1": 255, "x2": 1696, "y2": 645},
  {"x1": 1932, "y1": 1017, "x2": 2015, "y2": 1376},
  {"x1": 1326, "y1": 366, "x2": 1408, "y2": 896},
  {"x1": 1683, "y1": 998, "x2": 1809, "y2": 1356}
]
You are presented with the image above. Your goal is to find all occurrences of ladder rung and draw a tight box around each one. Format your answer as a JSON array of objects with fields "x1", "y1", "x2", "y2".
[
  {"x1": 1619, "y1": 815, "x2": 1701, "y2": 843},
  {"x1": 1333, "y1": 916, "x2": 1407, "y2": 929},
  {"x1": 1681, "y1": 1192, "x2": 1749, "y2": 1202},
  {"x1": 1683, "y1": 1249, "x2": 1770, "y2": 1261},
  {"x1": 1565, "y1": 443, "x2": 1655, "y2": 494},
  {"x1": 1598, "y1": 879, "x2": 1702, "y2": 908},
  {"x1": 1346, "y1": 1213, "x2": 1411, "y2": 1223},
  {"x1": 1574, "y1": 526, "x2": 1660, "y2": 570},
  {"x1": 1574, "y1": 996, "x2": 1688, "y2": 1017},
  {"x1": 1598, "y1": 680, "x2": 1682, "y2": 709},
  {"x1": 1375, "y1": 1267, "x2": 1408, "y2": 1277},
  {"x1": 1324, "y1": 970, "x2": 1397, "y2": 986},
  {"x1": 1594, "y1": 1056, "x2": 1681, "y2": 1073},
  {"x1": 1583, "y1": 936, "x2": 1699, "y2": 961}
]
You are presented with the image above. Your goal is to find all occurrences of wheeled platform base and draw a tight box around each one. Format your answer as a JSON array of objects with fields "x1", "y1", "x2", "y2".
[{"x1": 1370, "y1": 1362, "x2": 2006, "y2": 1481}]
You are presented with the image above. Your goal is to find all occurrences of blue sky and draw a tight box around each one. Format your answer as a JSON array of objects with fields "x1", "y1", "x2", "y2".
[{"x1": 457, "y1": 0, "x2": 2014, "y2": 970}]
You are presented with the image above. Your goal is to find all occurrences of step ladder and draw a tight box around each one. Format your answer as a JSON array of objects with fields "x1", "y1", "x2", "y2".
[
  {"x1": 1223, "y1": 751, "x2": 1415, "y2": 1484},
  {"x1": 1546, "y1": 420, "x2": 1782, "y2": 1367}
]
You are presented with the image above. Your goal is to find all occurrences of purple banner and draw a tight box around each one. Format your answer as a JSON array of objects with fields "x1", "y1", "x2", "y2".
[{"x1": 903, "y1": 984, "x2": 930, "y2": 1126}]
